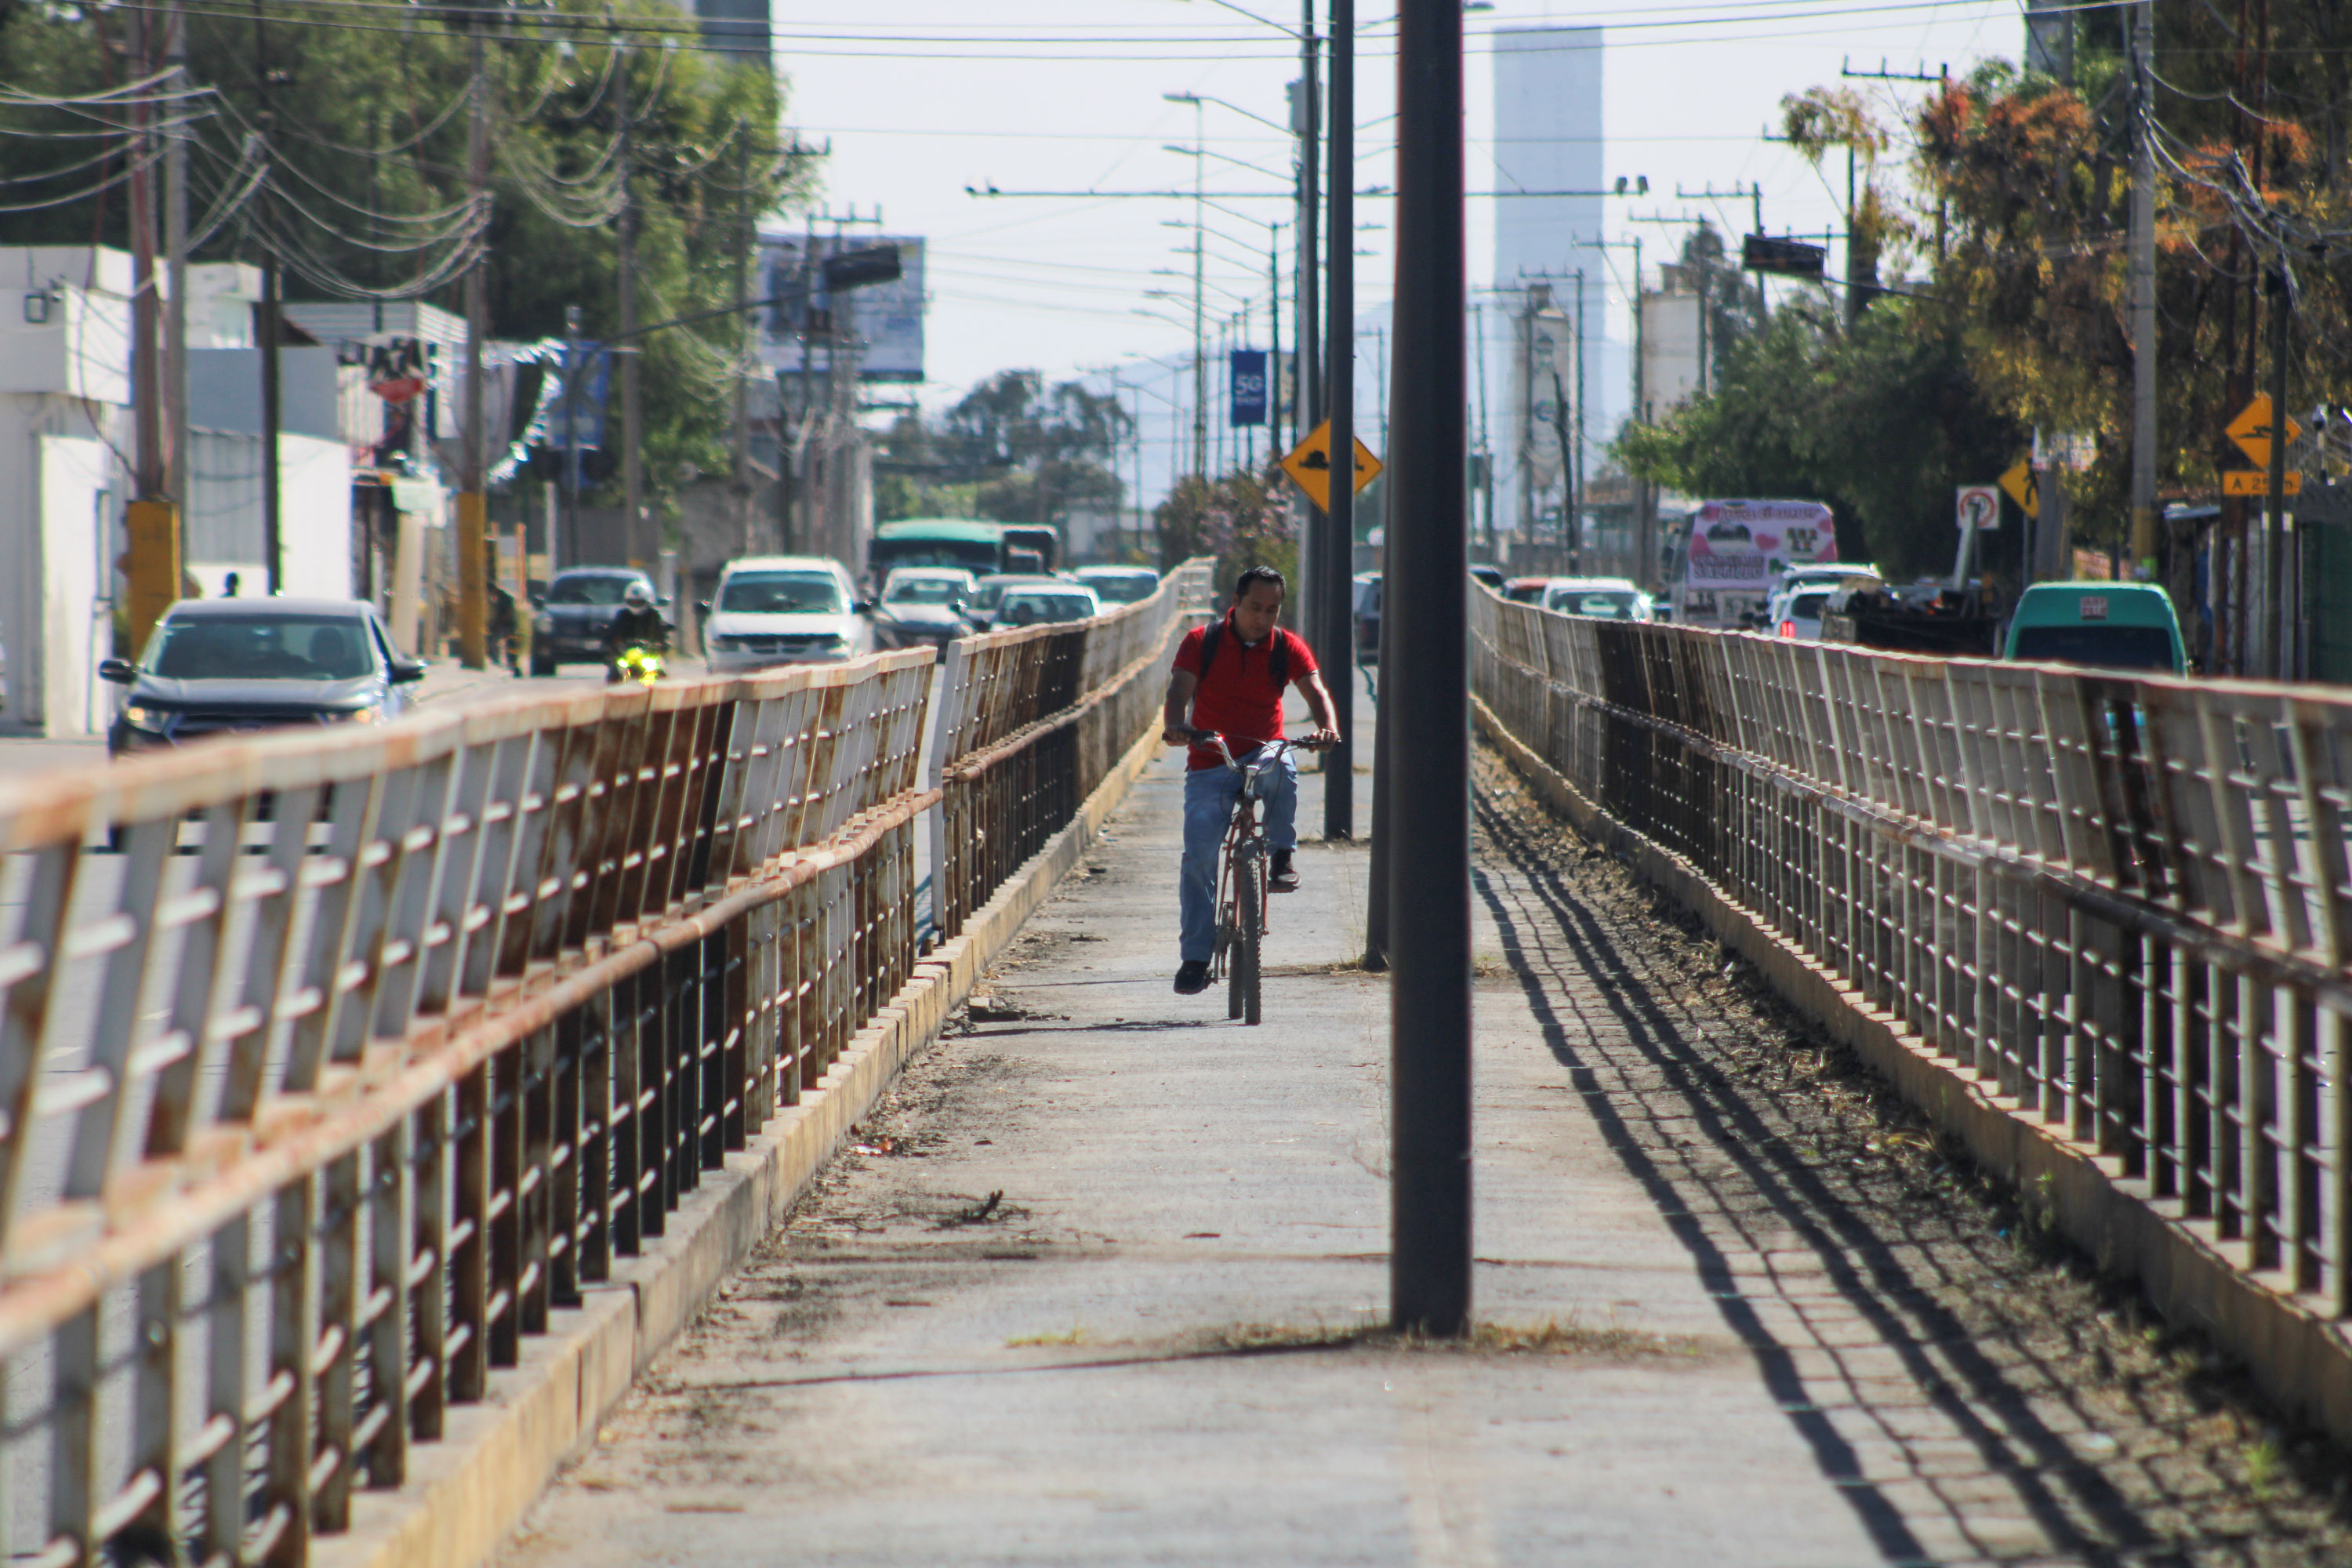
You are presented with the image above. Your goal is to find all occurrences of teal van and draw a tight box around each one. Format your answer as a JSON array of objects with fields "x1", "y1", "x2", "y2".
[{"x1": 2002, "y1": 583, "x2": 2187, "y2": 674}]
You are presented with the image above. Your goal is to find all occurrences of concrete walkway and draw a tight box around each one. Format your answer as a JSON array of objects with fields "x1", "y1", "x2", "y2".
[{"x1": 496, "y1": 673, "x2": 2350, "y2": 1567}]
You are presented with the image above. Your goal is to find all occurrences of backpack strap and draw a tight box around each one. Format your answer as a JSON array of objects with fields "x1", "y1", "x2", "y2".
[{"x1": 1196, "y1": 616, "x2": 1291, "y2": 690}]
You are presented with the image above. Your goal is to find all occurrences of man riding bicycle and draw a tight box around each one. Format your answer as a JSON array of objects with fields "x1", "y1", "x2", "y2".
[{"x1": 1163, "y1": 564, "x2": 1341, "y2": 996}]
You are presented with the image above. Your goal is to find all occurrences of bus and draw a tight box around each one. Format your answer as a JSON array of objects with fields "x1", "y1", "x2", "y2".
[{"x1": 868, "y1": 519, "x2": 1060, "y2": 582}]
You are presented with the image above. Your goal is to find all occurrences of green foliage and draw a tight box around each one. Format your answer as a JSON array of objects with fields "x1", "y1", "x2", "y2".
[
  {"x1": 1152, "y1": 467, "x2": 1294, "y2": 589},
  {"x1": 0, "y1": 0, "x2": 813, "y2": 528},
  {"x1": 1616, "y1": 297, "x2": 2025, "y2": 578},
  {"x1": 873, "y1": 371, "x2": 1128, "y2": 526}
]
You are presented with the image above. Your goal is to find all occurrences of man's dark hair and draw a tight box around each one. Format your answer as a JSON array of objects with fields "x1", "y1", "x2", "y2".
[{"x1": 1233, "y1": 564, "x2": 1287, "y2": 599}]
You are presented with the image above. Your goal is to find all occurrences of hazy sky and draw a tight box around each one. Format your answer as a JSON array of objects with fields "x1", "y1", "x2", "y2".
[{"x1": 770, "y1": 1, "x2": 2031, "y2": 470}]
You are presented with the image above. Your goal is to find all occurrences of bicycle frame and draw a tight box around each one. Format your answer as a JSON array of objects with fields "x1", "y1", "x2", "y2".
[{"x1": 1189, "y1": 733, "x2": 1300, "y2": 981}]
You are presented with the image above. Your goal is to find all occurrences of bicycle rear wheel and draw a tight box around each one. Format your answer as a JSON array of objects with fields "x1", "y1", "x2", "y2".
[{"x1": 1234, "y1": 849, "x2": 1263, "y2": 1026}]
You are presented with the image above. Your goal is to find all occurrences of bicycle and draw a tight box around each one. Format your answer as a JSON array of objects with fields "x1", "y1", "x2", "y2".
[{"x1": 1181, "y1": 728, "x2": 1331, "y2": 1025}]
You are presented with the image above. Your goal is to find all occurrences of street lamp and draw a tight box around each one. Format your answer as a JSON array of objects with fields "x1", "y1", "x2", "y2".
[{"x1": 1162, "y1": 100, "x2": 1209, "y2": 477}]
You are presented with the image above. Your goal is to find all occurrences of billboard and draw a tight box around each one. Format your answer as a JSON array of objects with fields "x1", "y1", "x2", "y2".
[
  {"x1": 758, "y1": 233, "x2": 926, "y2": 383},
  {"x1": 1229, "y1": 349, "x2": 1268, "y2": 427},
  {"x1": 1682, "y1": 499, "x2": 1838, "y2": 591}
]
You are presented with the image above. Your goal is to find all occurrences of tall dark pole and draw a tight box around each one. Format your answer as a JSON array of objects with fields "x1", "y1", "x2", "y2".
[
  {"x1": 1297, "y1": 6, "x2": 1322, "y2": 653},
  {"x1": 2266, "y1": 263, "x2": 2292, "y2": 680},
  {"x1": 253, "y1": 1, "x2": 282, "y2": 594},
  {"x1": 1321, "y1": 0, "x2": 1356, "y2": 840},
  {"x1": 1386, "y1": 0, "x2": 1471, "y2": 1336}
]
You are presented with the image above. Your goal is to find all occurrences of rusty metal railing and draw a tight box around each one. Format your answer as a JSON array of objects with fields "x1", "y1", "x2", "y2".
[
  {"x1": 927, "y1": 560, "x2": 1216, "y2": 939},
  {"x1": 0, "y1": 651, "x2": 946, "y2": 1567},
  {"x1": 1473, "y1": 586, "x2": 2352, "y2": 1319}
]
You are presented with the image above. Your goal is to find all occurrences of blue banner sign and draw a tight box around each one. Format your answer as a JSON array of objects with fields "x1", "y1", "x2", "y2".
[{"x1": 1229, "y1": 348, "x2": 1269, "y2": 428}]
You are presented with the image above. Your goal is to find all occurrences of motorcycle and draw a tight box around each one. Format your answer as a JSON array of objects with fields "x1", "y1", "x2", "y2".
[{"x1": 608, "y1": 643, "x2": 666, "y2": 687}]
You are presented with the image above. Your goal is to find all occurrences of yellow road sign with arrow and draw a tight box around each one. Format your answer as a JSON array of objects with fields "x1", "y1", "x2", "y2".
[{"x1": 1279, "y1": 419, "x2": 1384, "y2": 511}]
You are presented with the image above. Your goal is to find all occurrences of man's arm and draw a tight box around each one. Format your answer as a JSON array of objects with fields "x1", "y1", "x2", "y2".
[
  {"x1": 1293, "y1": 669, "x2": 1341, "y2": 747},
  {"x1": 1162, "y1": 669, "x2": 1200, "y2": 746}
]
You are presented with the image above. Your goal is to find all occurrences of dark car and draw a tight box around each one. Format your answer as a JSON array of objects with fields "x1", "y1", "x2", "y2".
[
  {"x1": 102, "y1": 597, "x2": 426, "y2": 755},
  {"x1": 529, "y1": 566, "x2": 660, "y2": 676},
  {"x1": 871, "y1": 567, "x2": 978, "y2": 650},
  {"x1": 1468, "y1": 564, "x2": 1505, "y2": 593}
]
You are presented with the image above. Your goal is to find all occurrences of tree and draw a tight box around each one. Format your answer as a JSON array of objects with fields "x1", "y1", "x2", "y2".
[
  {"x1": 1617, "y1": 295, "x2": 2025, "y2": 579},
  {"x1": 0, "y1": 0, "x2": 815, "y2": 527},
  {"x1": 1152, "y1": 470, "x2": 1294, "y2": 587},
  {"x1": 874, "y1": 370, "x2": 1130, "y2": 527}
]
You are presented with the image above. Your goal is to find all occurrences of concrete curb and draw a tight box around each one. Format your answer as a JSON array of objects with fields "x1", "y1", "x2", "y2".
[
  {"x1": 1472, "y1": 695, "x2": 2352, "y2": 1449},
  {"x1": 311, "y1": 724, "x2": 1170, "y2": 1568}
]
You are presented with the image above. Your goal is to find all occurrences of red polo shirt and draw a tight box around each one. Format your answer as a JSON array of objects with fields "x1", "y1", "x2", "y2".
[{"x1": 1172, "y1": 613, "x2": 1318, "y2": 770}]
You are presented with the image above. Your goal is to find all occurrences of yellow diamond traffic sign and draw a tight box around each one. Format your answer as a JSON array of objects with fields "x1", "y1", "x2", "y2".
[
  {"x1": 1998, "y1": 459, "x2": 2039, "y2": 520},
  {"x1": 1279, "y1": 419, "x2": 1384, "y2": 512},
  {"x1": 2227, "y1": 393, "x2": 2303, "y2": 470},
  {"x1": 2222, "y1": 469, "x2": 2301, "y2": 496}
]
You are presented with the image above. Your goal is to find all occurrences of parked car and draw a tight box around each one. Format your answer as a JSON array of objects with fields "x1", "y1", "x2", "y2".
[
  {"x1": 993, "y1": 584, "x2": 1102, "y2": 627},
  {"x1": 1468, "y1": 564, "x2": 1506, "y2": 593},
  {"x1": 1069, "y1": 565, "x2": 1162, "y2": 605},
  {"x1": 102, "y1": 597, "x2": 426, "y2": 755},
  {"x1": 1541, "y1": 577, "x2": 1653, "y2": 621},
  {"x1": 968, "y1": 572, "x2": 1059, "y2": 629},
  {"x1": 1503, "y1": 575, "x2": 1553, "y2": 604},
  {"x1": 872, "y1": 567, "x2": 978, "y2": 650},
  {"x1": 2003, "y1": 582, "x2": 2186, "y2": 674},
  {"x1": 529, "y1": 566, "x2": 661, "y2": 677},
  {"x1": 702, "y1": 556, "x2": 873, "y2": 673}
]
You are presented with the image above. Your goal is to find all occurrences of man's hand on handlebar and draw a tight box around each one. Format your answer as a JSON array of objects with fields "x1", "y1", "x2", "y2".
[{"x1": 1298, "y1": 726, "x2": 1341, "y2": 751}]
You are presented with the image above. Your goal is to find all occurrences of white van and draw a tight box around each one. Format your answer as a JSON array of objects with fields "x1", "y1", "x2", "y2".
[{"x1": 701, "y1": 556, "x2": 873, "y2": 673}]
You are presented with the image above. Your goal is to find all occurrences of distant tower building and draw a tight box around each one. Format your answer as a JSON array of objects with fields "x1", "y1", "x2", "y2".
[{"x1": 1491, "y1": 27, "x2": 1606, "y2": 561}]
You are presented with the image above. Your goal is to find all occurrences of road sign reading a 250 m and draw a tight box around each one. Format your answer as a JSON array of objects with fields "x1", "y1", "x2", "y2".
[{"x1": 1955, "y1": 484, "x2": 2001, "y2": 533}]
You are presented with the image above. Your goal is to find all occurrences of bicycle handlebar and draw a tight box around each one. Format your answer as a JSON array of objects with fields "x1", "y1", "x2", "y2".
[{"x1": 1178, "y1": 727, "x2": 1336, "y2": 770}]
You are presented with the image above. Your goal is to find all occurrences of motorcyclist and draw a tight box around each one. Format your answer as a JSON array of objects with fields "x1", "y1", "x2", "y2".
[{"x1": 601, "y1": 582, "x2": 669, "y2": 684}]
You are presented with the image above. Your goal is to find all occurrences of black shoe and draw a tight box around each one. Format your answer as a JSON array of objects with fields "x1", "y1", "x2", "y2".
[
  {"x1": 1174, "y1": 960, "x2": 1211, "y2": 995},
  {"x1": 1269, "y1": 849, "x2": 1300, "y2": 893}
]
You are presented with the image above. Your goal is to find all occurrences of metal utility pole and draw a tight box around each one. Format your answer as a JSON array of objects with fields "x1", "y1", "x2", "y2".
[
  {"x1": 1295, "y1": 16, "x2": 1323, "y2": 669},
  {"x1": 1269, "y1": 220, "x2": 1285, "y2": 458},
  {"x1": 2129, "y1": 0, "x2": 2158, "y2": 577},
  {"x1": 1387, "y1": 0, "x2": 1471, "y2": 1339},
  {"x1": 163, "y1": 0, "x2": 189, "y2": 546},
  {"x1": 1322, "y1": 0, "x2": 1356, "y2": 843},
  {"x1": 617, "y1": 52, "x2": 643, "y2": 566},
  {"x1": 731, "y1": 132, "x2": 758, "y2": 553},
  {"x1": 253, "y1": 1, "x2": 282, "y2": 594},
  {"x1": 1190, "y1": 99, "x2": 1208, "y2": 477},
  {"x1": 1573, "y1": 267, "x2": 1586, "y2": 571},
  {"x1": 125, "y1": 0, "x2": 177, "y2": 652},
  {"x1": 2267, "y1": 263, "x2": 2292, "y2": 681},
  {"x1": 564, "y1": 305, "x2": 584, "y2": 569},
  {"x1": 457, "y1": 13, "x2": 491, "y2": 667}
]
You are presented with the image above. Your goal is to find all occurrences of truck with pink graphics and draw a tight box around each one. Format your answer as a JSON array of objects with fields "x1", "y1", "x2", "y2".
[{"x1": 1664, "y1": 499, "x2": 1840, "y2": 629}]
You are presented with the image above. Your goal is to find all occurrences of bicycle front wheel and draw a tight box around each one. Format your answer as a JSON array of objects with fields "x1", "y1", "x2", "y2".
[{"x1": 1233, "y1": 849, "x2": 1263, "y2": 1026}]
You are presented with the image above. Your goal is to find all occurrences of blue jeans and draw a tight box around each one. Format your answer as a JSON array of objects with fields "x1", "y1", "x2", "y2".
[{"x1": 1180, "y1": 747, "x2": 1298, "y2": 963}]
